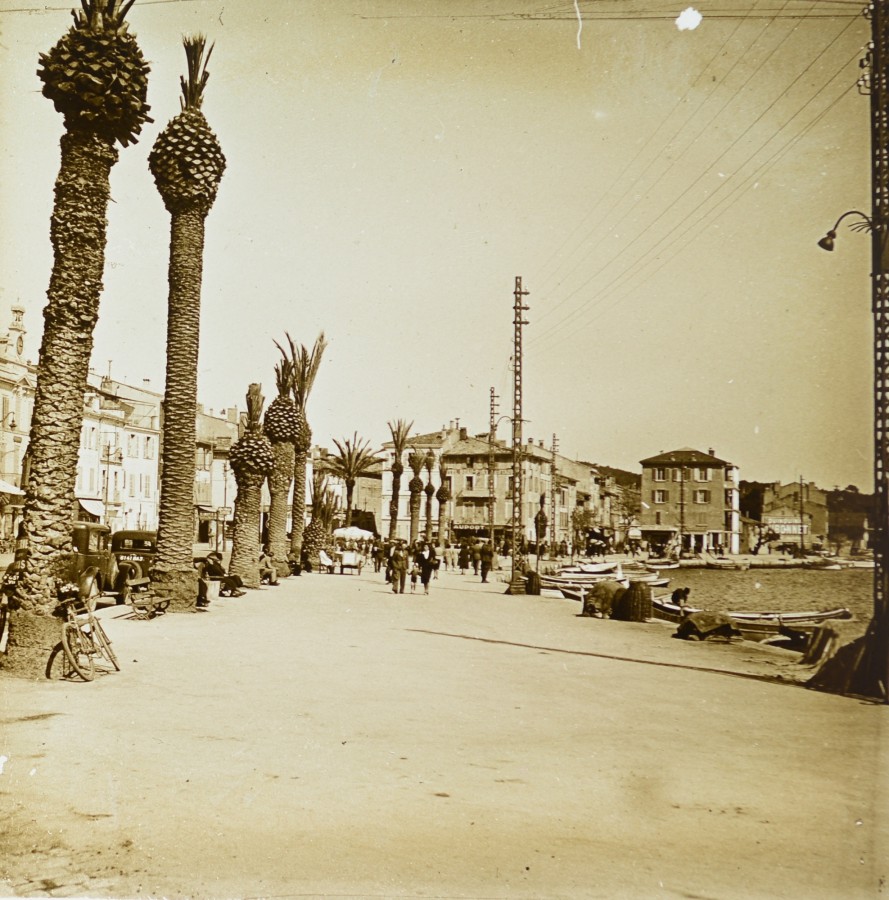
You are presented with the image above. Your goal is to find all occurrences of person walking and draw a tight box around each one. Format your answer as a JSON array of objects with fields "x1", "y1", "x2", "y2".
[
  {"x1": 457, "y1": 541, "x2": 470, "y2": 574},
  {"x1": 479, "y1": 540, "x2": 494, "y2": 583},
  {"x1": 471, "y1": 540, "x2": 481, "y2": 576},
  {"x1": 416, "y1": 541, "x2": 436, "y2": 595},
  {"x1": 390, "y1": 541, "x2": 408, "y2": 594}
]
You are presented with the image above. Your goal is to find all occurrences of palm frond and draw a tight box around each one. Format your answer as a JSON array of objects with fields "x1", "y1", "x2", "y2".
[{"x1": 179, "y1": 34, "x2": 213, "y2": 112}]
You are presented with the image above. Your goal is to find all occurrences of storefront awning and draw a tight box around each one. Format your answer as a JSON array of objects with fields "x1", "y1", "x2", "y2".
[
  {"x1": 195, "y1": 504, "x2": 219, "y2": 518},
  {"x1": 77, "y1": 497, "x2": 105, "y2": 519},
  {"x1": 0, "y1": 478, "x2": 23, "y2": 496}
]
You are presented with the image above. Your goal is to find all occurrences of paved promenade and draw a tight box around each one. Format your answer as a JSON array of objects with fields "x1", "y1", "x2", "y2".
[{"x1": 1, "y1": 566, "x2": 886, "y2": 899}]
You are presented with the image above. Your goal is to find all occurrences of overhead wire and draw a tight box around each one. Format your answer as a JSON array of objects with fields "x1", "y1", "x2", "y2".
[
  {"x1": 528, "y1": 13, "x2": 861, "y2": 349},
  {"x1": 552, "y1": 76, "x2": 861, "y2": 336},
  {"x1": 528, "y1": 36, "x2": 863, "y2": 353},
  {"x1": 530, "y1": 0, "x2": 762, "y2": 292},
  {"x1": 534, "y1": 0, "x2": 819, "y2": 323}
]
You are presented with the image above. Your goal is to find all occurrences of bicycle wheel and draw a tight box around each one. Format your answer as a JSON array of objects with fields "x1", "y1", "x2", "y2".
[
  {"x1": 91, "y1": 619, "x2": 120, "y2": 671},
  {"x1": 45, "y1": 641, "x2": 78, "y2": 680},
  {"x1": 61, "y1": 622, "x2": 95, "y2": 682}
]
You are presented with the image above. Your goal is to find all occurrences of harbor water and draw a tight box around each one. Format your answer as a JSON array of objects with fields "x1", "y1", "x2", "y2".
[{"x1": 664, "y1": 566, "x2": 873, "y2": 638}]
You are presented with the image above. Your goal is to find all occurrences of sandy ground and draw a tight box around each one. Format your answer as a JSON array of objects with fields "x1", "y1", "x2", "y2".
[{"x1": 1, "y1": 566, "x2": 887, "y2": 900}]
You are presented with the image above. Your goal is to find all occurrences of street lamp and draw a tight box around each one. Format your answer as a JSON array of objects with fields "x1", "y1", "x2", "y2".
[
  {"x1": 816, "y1": 210, "x2": 873, "y2": 251},
  {"x1": 817, "y1": 206, "x2": 888, "y2": 700}
]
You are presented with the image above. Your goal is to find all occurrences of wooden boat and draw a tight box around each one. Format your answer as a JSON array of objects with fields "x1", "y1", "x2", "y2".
[
  {"x1": 541, "y1": 573, "x2": 628, "y2": 591},
  {"x1": 645, "y1": 560, "x2": 680, "y2": 571},
  {"x1": 650, "y1": 595, "x2": 853, "y2": 643},
  {"x1": 576, "y1": 561, "x2": 620, "y2": 574},
  {"x1": 705, "y1": 557, "x2": 749, "y2": 571}
]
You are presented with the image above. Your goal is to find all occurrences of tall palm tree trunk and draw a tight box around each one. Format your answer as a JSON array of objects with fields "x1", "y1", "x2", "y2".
[
  {"x1": 409, "y1": 490, "x2": 422, "y2": 544},
  {"x1": 344, "y1": 480, "x2": 356, "y2": 527},
  {"x1": 9, "y1": 132, "x2": 118, "y2": 671},
  {"x1": 230, "y1": 476, "x2": 263, "y2": 587},
  {"x1": 267, "y1": 440, "x2": 294, "y2": 570},
  {"x1": 152, "y1": 208, "x2": 204, "y2": 610},
  {"x1": 290, "y1": 447, "x2": 308, "y2": 561},
  {"x1": 389, "y1": 467, "x2": 403, "y2": 541}
]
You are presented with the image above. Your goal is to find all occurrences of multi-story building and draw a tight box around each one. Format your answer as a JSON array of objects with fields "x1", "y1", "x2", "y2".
[
  {"x1": 381, "y1": 423, "x2": 607, "y2": 548},
  {"x1": 194, "y1": 406, "x2": 240, "y2": 546},
  {"x1": 75, "y1": 375, "x2": 163, "y2": 530},
  {"x1": 0, "y1": 306, "x2": 34, "y2": 540},
  {"x1": 761, "y1": 480, "x2": 829, "y2": 550},
  {"x1": 638, "y1": 447, "x2": 740, "y2": 554}
]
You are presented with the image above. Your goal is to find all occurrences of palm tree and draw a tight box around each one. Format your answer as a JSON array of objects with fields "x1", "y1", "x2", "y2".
[
  {"x1": 11, "y1": 1, "x2": 152, "y2": 633},
  {"x1": 264, "y1": 351, "x2": 299, "y2": 575},
  {"x1": 229, "y1": 385, "x2": 274, "y2": 588},
  {"x1": 436, "y1": 461, "x2": 451, "y2": 547},
  {"x1": 407, "y1": 450, "x2": 426, "y2": 545},
  {"x1": 287, "y1": 333, "x2": 327, "y2": 565},
  {"x1": 387, "y1": 419, "x2": 412, "y2": 541},
  {"x1": 148, "y1": 35, "x2": 226, "y2": 609},
  {"x1": 327, "y1": 433, "x2": 382, "y2": 528},
  {"x1": 302, "y1": 471, "x2": 339, "y2": 569},
  {"x1": 424, "y1": 451, "x2": 435, "y2": 542}
]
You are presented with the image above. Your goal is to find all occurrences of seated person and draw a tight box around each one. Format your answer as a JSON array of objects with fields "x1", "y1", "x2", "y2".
[
  {"x1": 203, "y1": 551, "x2": 246, "y2": 597},
  {"x1": 258, "y1": 549, "x2": 280, "y2": 586}
]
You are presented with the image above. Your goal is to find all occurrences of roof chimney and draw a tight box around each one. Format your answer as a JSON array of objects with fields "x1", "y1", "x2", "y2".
[
  {"x1": 709, "y1": 447, "x2": 715, "y2": 456},
  {"x1": 459, "y1": 427, "x2": 468, "y2": 440}
]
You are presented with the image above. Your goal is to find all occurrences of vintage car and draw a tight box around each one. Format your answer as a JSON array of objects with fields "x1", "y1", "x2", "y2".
[
  {"x1": 110, "y1": 529, "x2": 157, "y2": 581},
  {"x1": 73, "y1": 524, "x2": 154, "y2": 603}
]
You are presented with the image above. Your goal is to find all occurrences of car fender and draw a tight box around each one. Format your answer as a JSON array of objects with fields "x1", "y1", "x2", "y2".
[{"x1": 78, "y1": 566, "x2": 101, "y2": 601}]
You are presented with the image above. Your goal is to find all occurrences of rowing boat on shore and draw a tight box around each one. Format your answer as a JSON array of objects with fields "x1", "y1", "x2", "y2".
[{"x1": 650, "y1": 596, "x2": 853, "y2": 642}]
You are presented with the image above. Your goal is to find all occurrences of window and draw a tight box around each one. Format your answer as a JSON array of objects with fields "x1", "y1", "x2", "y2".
[
  {"x1": 128, "y1": 433, "x2": 137, "y2": 457},
  {"x1": 694, "y1": 489, "x2": 711, "y2": 504},
  {"x1": 144, "y1": 474, "x2": 151, "y2": 497},
  {"x1": 144, "y1": 436, "x2": 154, "y2": 460},
  {"x1": 654, "y1": 467, "x2": 666, "y2": 482},
  {"x1": 465, "y1": 475, "x2": 475, "y2": 490},
  {"x1": 725, "y1": 490, "x2": 733, "y2": 507},
  {"x1": 695, "y1": 467, "x2": 709, "y2": 482},
  {"x1": 655, "y1": 511, "x2": 662, "y2": 525},
  {"x1": 129, "y1": 475, "x2": 136, "y2": 498},
  {"x1": 654, "y1": 490, "x2": 668, "y2": 504}
]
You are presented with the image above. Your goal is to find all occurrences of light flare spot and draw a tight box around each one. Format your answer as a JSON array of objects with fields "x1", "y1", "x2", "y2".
[{"x1": 676, "y1": 7, "x2": 703, "y2": 30}]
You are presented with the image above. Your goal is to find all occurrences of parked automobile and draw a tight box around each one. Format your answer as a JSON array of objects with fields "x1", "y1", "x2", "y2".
[{"x1": 110, "y1": 529, "x2": 157, "y2": 581}]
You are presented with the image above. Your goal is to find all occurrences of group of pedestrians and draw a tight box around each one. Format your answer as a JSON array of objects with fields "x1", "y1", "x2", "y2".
[
  {"x1": 382, "y1": 539, "x2": 437, "y2": 594},
  {"x1": 367, "y1": 536, "x2": 500, "y2": 595}
]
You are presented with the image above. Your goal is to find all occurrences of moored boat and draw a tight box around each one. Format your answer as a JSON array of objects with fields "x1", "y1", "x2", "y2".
[{"x1": 650, "y1": 595, "x2": 853, "y2": 643}]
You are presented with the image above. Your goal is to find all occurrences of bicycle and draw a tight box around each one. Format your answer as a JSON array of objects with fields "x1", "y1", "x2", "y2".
[{"x1": 53, "y1": 581, "x2": 120, "y2": 682}]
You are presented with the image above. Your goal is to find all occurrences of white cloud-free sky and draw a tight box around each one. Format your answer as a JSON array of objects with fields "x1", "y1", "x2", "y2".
[{"x1": 0, "y1": 0, "x2": 873, "y2": 488}]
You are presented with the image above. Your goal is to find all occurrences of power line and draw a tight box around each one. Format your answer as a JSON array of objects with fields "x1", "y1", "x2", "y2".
[
  {"x1": 529, "y1": 18, "x2": 860, "y2": 348},
  {"x1": 531, "y1": 0, "x2": 762, "y2": 291},
  {"x1": 533, "y1": 0, "x2": 797, "y2": 301},
  {"x1": 529, "y1": 52, "x2": 861, "y2": 353}
]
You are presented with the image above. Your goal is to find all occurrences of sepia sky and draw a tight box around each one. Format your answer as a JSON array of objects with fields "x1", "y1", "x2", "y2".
[{"x1": 0, "y1": 0, "x2": 874, "y2": 488}]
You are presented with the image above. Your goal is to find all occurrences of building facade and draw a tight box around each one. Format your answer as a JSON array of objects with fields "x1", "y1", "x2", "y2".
[
  {"x1": 639, "y1": 447, "x2": 741, "y2": 555},
  {"x1": 761, "y1": 480, "x2": 829, "y2": 550}
]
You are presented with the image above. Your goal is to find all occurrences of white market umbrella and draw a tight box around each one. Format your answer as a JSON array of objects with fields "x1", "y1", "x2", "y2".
[{"x1": 333, "y1": 526, "x2": 374, "y2": 541}]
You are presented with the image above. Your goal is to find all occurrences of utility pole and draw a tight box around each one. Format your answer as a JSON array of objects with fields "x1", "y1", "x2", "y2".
[
  {"x1": 810, "y1": 0, "x2": 889, "y2": 700},
  {"x1": 678, "y1": 465, "x2": 686, "y2": 554},
  {"x1": 550, "y1": 434, "x2": 559, "y2": 558},
  {"x1": 509, "y1": 276, "x2": 529, "y2": 593},
  {"x1": 489, "y1": 387, "x2": 499, "y2": 552},
  {"x1": 799, "y1": 475, "x2": 806, "y2": 555}
]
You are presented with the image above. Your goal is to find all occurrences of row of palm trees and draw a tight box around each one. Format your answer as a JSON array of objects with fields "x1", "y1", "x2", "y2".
[
  {"x1": 385, "y1": 420, "x2": 450, "y2": 546},
  {"x1": 2, "y1": 1, "x2": 445, "y2": 677}
]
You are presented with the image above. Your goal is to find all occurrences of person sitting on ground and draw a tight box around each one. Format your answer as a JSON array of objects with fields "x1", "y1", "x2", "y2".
[
  {"x1": 204, "y1": 551, "x2": 246, "y2": 597},
  {"x1": 258, "y1": 549, "x2": 280, "y2": 586}
]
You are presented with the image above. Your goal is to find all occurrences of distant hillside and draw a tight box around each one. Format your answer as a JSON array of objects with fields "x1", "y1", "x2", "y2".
[{"x1": 588, "y1": 464, "x2": 640, "y2": 489}]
